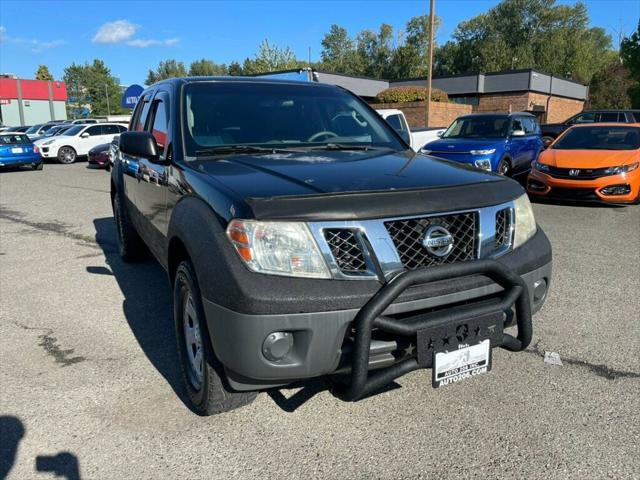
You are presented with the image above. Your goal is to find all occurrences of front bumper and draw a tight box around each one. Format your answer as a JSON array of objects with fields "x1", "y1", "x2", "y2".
[
  {"x1": 203, "y1": 230, "x2": 552, "y2": 392},
  {"x1": 527, "y1": 169, "x2": 640, "y2": 204}
]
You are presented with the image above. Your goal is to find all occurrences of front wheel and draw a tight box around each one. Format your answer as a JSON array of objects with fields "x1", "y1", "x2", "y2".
[
  {"x1": 174, "y1": 260, "x2": 257, "y2": 416},
  {"x1": 57, "y1": 146, "x2": 77, "y2": 164},
  {"x1": 497, "y1": 157, "x2": 511, "y2": 176}
]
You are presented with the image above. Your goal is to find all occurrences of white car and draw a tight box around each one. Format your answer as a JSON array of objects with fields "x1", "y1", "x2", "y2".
[
  {"x1": 376, "y1": 109, "x2": 445, "y2": 152},
  {"x1": 39, "y1": 123, "x2": 128, "y2": 164}
]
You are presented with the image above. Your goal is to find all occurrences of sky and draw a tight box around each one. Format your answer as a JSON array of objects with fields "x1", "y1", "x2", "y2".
[{"x1": 0, "y1": 0, "x2": 638, "y2": 86}]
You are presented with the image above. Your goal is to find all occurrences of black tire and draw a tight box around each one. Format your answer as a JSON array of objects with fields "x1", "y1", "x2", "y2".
[
  {"x1": 174, "y1": 260, "x2": 257, "y2": 416},
  {"x1": 33, "y1": 162, "x2": 43, "y2": 170},
  {"x1": 57, "y1": 146, "x2": 77, "y2": 164},
  {"x1": 497, "y1": 157, "x2": 512, "y2": 176},
  {"x1": 113, "y1": 194, "x2": 146, "y2": 262}
]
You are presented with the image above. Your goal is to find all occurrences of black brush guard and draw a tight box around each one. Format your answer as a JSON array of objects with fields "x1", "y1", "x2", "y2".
[{"x1": 333, "y1": 259, "x2": 532, "y2": 401}]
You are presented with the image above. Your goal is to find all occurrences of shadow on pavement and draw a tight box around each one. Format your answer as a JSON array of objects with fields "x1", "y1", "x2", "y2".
[
  {"x1": 89, "y1": 217, "x2": 191, "y2": 411},
  {"x1": 0, "y1": 416, "x2": 82, "y2": 480}
]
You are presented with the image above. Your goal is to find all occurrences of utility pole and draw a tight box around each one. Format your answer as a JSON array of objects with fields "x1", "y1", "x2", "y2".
[
  {"x1": 105, "y1": 84, "x2": 111, "y2": 116},
  {"x1": 426, "y1": 0, "x2": 435, "y2": 127}
]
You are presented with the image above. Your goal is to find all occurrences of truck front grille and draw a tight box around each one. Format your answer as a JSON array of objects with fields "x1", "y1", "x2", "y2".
[
  {"x1": 323, "y1": 229, "x2": 367, "y2": 274},
  {"x1": 495, "y1": 208, "x2": 512, "y2": 249},
  {"x1": 384, "y1": 212, "x2": 478, "y2": 270}
]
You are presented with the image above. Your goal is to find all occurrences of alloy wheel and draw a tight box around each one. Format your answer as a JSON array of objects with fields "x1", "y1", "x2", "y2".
[{"x1": 182, "y1": 292, "x2": 204, "y2": 389}]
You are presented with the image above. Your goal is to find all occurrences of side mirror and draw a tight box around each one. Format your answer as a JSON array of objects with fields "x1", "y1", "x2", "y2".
[
  {"x1": 80, "y1": 132, "x2": 89, "y2": 138},
  {"x1": 437, "y1": 131, "x2": 443, "y2": 138},
  {"x1": 119, "y1": 131, "x2": 160, "y2": 162},
  {"x1": 542, "y1": 138, "x2": 553, "y2": 149},
  {"x1": 511, "y1": 130, "x2": 525, "y2": 137}
]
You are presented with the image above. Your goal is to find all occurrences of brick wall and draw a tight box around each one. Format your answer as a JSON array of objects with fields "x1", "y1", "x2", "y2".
[
  {"x1": 474, "y1": 92, "x2": 584, "y2": 123},
  {"x1": 372, "y1": 101, "x2": 473, "y2": 128},
  {"x1": 528, "y1": 93, "x2": 584, "y2": 123}
]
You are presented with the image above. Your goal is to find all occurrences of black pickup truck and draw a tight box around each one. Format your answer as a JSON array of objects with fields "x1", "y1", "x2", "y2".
[
  {"x1": 541, "y1": 109, "x2": 640, "y2": 144},
  {"x1": 111, "y1": 77, "x2": 552, "y2": 415}
]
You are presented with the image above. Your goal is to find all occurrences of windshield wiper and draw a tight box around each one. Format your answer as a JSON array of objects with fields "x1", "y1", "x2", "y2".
[
  {"x1": 195, "y1": 145, "x2": 301, "y2": 156},
  {"x1": 310, "y1": 143, "x2": 389, "y2": 151}
]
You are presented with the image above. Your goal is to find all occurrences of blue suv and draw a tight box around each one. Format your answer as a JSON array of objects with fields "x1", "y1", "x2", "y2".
[{"x1": 423, "y1": 113, "x2": 543, "y2": 176}]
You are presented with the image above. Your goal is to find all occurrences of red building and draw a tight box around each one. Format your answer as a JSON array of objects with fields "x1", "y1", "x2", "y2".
[{"x1": 0, "y1": 77, "x2": 68, "y2": 126}]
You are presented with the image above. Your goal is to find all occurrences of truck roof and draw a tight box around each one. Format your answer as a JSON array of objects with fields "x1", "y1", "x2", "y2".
[{"x1": 149, "y1": 76, "x2": 338, "y2": 89}]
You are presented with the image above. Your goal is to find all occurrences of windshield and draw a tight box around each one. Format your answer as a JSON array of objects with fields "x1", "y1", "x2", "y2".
[
  {"x1": 0, "y1": 134, "x2": 30, "y2": 145},
  {"x1": 62, "y1": 126, "x2": 84, "y2": 136},
  {"x1": 553, "y1": 126, "x2": 640, "y2": 151},
  {"x1": 43, "y1": 126, "x2": 63, "y2": 137},
  {"x1": 181, "y1": 82, "x2": 404, "y2": 158},
  {"x1": 25, "y1": 124, "x2": 43, "y2": 134},
  {"x1": 442, "y1": 116, "x2": 510, "y2": 139},
  {"x1": 55, "y1": 127, "x2": 71, "y2": 136}
]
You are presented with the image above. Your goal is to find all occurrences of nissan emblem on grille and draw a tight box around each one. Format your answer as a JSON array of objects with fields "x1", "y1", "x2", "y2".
[
  {"x1": 422, "y1": 225, "x2": 455, "y2": 258},
  {"x1": 569, "y1": 169, "x2": 580, "y2": 176}
]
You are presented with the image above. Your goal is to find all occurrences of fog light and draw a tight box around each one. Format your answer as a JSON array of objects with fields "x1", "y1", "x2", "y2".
[
  {"x1": 599, "y1": 184, "x2": 631, "y2": 196},
  {"x1": 533, "y1": 279, "x2": 547, "y2": 305},
  {"x1": 528, "y1": 179, "x2": 547, "y2": 191},
  {"x1": 474, "y1": 159, "x2": 492, "y2": 171},
  {"x1": 262, "y1": 332, "x2": 293, "y2": 361}
]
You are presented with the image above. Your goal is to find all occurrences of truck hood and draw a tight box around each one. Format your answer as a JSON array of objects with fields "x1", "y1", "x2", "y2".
[
  {"x1": 192, "y1": 149, "x2": 524, "y2": 220},
  {"x1": 540, "y1": 149, "x2": 640, "y2": 168},
  {"x1": 425, "y1": 138, "x2": 505, "y2": 153}
]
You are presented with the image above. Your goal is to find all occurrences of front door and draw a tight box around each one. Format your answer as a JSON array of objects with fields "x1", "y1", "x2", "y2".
[{"x1": 134, "y1": 91, "x2": 170, "y2": 258}]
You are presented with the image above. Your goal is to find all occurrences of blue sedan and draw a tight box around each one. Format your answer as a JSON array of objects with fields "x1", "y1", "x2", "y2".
[
  {"x1": 0, "y1": 133, "x2": 43, "y2": 170},
  {"x1": 422, "y1": 113, "x2": 543, "y2": 177}
]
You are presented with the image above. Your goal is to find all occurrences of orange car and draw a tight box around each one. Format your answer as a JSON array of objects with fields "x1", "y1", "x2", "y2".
[{"x1": 527, "y1": 123, "x2": 640, "y2": 204}]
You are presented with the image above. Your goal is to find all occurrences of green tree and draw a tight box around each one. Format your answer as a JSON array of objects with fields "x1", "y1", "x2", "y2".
[
  {"x1": 227, "y1": 61, "x2": 243, "y2": 76},
  {"x1": 587, "y1": 60, "x2": 633, "y2": 108},
  {"x1": 319, "y1": 25, "x2": 362, "y2": 75},
  {"x1": 434, "y1": 0, "x2": 612, "y2": 83},
  {"x1": 189, "y1": 59, "x2": 228, "y2": 76},
  {"x1": 241, "y1": 39, "x2": 300, "y2": 74},
  {"x1": 35, "y1": 64, "x2": 53, "y2": 81},
  {"x1": 145, "y1": 59, "x2": 187, "y2": 85},
  {"x1": 390, "y1": 15, "x2": 441, "y2": 79},
  {"x1": 63, "y1": 60, "x2": 124, "y2": 117},
  {"x1": 621, "y1": 21, "x2": 640, "y2": 107}
]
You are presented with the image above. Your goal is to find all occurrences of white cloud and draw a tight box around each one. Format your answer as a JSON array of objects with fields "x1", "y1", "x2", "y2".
[
  {"x1": 31, "y1": 39, "x2": 66, "y2": 53},
  {"x1": 93, "y1": 20, "x2": 138, "y2": 44},
  {"x1": 0, "y1": 26, "x2": 64, "y2": 53},
  {"x1": 127, "y1": 37, "x2": 179, "y2": 48}
]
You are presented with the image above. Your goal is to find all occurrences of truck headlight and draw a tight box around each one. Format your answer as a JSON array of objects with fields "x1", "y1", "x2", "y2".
[
  {"x1": 226, "y1": 220, "x2": 330, "y2": 278},
  {"x1": 474, "y1": 159, "x2": 492, "y2": 171},
  {"x1": 513, "y1": 194, "x2": 537, "y2": 249},
  {"x1": 470, "y1": 149, "x2": 496, "y2": 155}
]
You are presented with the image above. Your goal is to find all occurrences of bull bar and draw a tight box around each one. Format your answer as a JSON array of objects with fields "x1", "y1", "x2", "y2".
[{"x1": 333, "y1": 259, "x2": 532, "y2": 401}]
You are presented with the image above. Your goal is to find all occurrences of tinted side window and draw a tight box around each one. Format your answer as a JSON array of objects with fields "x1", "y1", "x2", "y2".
[
  {"x1": 573, "y1": 113, "x2": 596, "y2": 124},
  {"x1": 511, "y1": 118, "x2": 524, "y2": 132},
  {"x1": 598, "y1": 112, "x2": 620, "y2": 122},
  {"x1": 149, "y1": 97, "x2": 169, "y2": 150},
  {"x1": 86, "y1": 125, "x2": 103, "y2": 136},
  {"x1": 103, "y1": 124, "x2": 120, "y2": 135},
  {"x1": 386, "y1": 114, "x2": 405, "y2": 131},
  {"x1": 135, "y1": 97, "x2": 153, "y2": 132},
  {"x1": 633, "y1": 112, "x2": 640, "y2": 122},
  {"x1": 522, "y1": 117, "x2": 538, "y2": 134}
]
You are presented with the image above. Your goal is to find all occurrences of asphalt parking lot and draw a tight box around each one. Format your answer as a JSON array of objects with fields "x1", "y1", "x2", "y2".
[{"x1": 1, "y1": 163, "x2": 639, "y2": 479}]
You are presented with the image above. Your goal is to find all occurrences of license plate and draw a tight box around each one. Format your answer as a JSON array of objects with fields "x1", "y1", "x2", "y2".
[
  {"x1": 11, "y1": 147, "x2": 23, "y2": 154},
  {"x1": 433, "y1": 339, "x2": 491, "y2": 388}
]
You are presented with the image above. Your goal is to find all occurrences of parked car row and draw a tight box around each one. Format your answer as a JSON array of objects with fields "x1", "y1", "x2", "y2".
[{"x1": 378, "y1": 108, "x2": 638, "y2": 205}]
